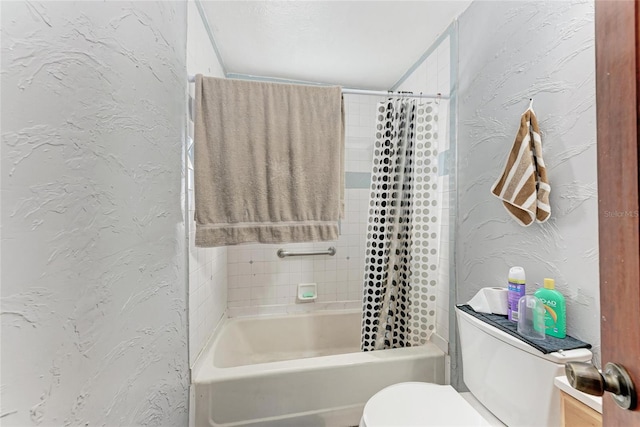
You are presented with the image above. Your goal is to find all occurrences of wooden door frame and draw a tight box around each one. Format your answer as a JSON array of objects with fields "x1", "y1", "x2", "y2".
[{"x1": 595, "y1": 0, "x2": 640, "y2": 424}]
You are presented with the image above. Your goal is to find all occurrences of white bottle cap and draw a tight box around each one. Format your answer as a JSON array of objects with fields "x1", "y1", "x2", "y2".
[{"x1": 509, "y1": 266, "x2": 526, "y2": 283}]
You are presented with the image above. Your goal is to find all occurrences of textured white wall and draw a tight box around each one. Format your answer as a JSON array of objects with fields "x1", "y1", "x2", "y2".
[
  {"x1": 457, "y1": 1, "x2": 600, "y2": 363},
  {"x1": 186, "y1": 0, "x2": 228, "y2": 367},
  {"x1": 1, "y1": 2, "x2": 189, "y2": 425}
]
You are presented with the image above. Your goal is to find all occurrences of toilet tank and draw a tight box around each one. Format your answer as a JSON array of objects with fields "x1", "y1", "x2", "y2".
[{"x1": 455, "y1": 307, "x2": 592, "y2": 427}]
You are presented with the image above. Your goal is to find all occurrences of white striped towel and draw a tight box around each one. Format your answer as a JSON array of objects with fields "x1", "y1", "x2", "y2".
[{"x1": 491, "y1": 106, "x2": 550, "y2": 226}]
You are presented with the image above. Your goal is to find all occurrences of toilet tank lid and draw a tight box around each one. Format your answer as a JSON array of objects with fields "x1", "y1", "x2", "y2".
[{"x1": 456, "y1": 307, "x2": 593, "y2": 364}]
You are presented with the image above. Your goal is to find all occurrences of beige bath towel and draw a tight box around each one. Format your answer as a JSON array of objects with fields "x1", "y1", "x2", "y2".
[
  {"x1": 194, "y1": 75, "x2": 345, "y2": 246},
  {"x1": 491, "y1": 107, "x2": 550, "y2": 226}
]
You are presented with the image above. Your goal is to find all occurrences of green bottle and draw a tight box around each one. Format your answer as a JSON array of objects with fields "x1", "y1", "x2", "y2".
[{"x1": 534, "y1": 278, "x2": 566, "y2": 338}]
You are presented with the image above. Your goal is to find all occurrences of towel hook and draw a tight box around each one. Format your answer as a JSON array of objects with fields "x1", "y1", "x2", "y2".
[{"x1": 528, "y1": 98, "x2": 534, "y2": 110}]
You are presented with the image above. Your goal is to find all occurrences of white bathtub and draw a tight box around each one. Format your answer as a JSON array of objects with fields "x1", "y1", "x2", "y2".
[{"x1": 192, "y1": 309, "x2": 446, "y2": 427}]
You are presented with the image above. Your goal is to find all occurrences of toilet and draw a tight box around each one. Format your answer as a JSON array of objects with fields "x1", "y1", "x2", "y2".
[{"x1": 360, "y1": 306, "x2": 593, "y2": 426}]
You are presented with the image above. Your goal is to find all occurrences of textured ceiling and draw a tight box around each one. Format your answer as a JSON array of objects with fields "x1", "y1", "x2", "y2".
[{"x1": 200, "y1": 1, "x2": 473, "y2": 90}]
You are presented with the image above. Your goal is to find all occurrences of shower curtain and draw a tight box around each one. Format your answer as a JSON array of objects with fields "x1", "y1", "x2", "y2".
[{"x1": 361, "y1": 98, "x2": 441, "y2": 351}]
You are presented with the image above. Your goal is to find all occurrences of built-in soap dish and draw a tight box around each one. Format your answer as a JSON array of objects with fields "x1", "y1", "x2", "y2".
[{"x1": 297, "y1": 283, "x2": 317, "y2": 303}]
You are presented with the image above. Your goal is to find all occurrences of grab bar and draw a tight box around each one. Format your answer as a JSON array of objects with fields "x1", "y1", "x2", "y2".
[{"x1": 277, "y1": 247, "x2": 336, "y2": 258}]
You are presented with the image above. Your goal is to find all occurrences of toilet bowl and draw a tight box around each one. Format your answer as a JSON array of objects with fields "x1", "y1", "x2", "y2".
[
  {"x1": 360, "y1": 382, "x2": 494, "y2": 427},
  {"x1": 360, "y1": 307, "x2": 593, "y2": 427}
]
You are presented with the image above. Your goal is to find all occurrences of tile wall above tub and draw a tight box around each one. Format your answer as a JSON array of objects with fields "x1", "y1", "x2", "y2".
[
  {"x1": 187, "y1": 0, "x2": 228, "y2": 367},
  {"x1": 227, "y1": 94, "x2": 382, "y2": 317}
]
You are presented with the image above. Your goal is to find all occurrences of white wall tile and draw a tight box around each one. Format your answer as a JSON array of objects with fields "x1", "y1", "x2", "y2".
[
  {"x1": 226, "y1": 95, "x2": 381, "y2": 315},
  {"x1": 187, "y1": 0, "x2": 228, "y2": 367}
]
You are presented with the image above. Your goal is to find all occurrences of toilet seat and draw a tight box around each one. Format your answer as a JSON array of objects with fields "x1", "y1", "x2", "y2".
[{"x1": 360, "y1": 382, "x2": 493, "y2": 427}]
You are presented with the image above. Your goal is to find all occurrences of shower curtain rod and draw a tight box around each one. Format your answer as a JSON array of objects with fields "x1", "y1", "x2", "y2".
[
  {"x1": 187, "y1": 74, "x2": 448, "y2": 100},
  {"x1": 341, "y1": 88, "x2": 446, "y2": 100}
]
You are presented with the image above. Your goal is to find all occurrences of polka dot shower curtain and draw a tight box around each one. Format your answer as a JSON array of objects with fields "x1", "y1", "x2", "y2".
[{"x1": 361, "y1": 98, "x2": 440, "y2": 351}]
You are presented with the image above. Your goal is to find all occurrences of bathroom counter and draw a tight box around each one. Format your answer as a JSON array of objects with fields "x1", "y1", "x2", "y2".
[
  {"x1": 555, "y1": 375, "x2": 602, "y2": 427},
  {"x1": 554, "y1": 376, "x2": 602, "y2": 413}
]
